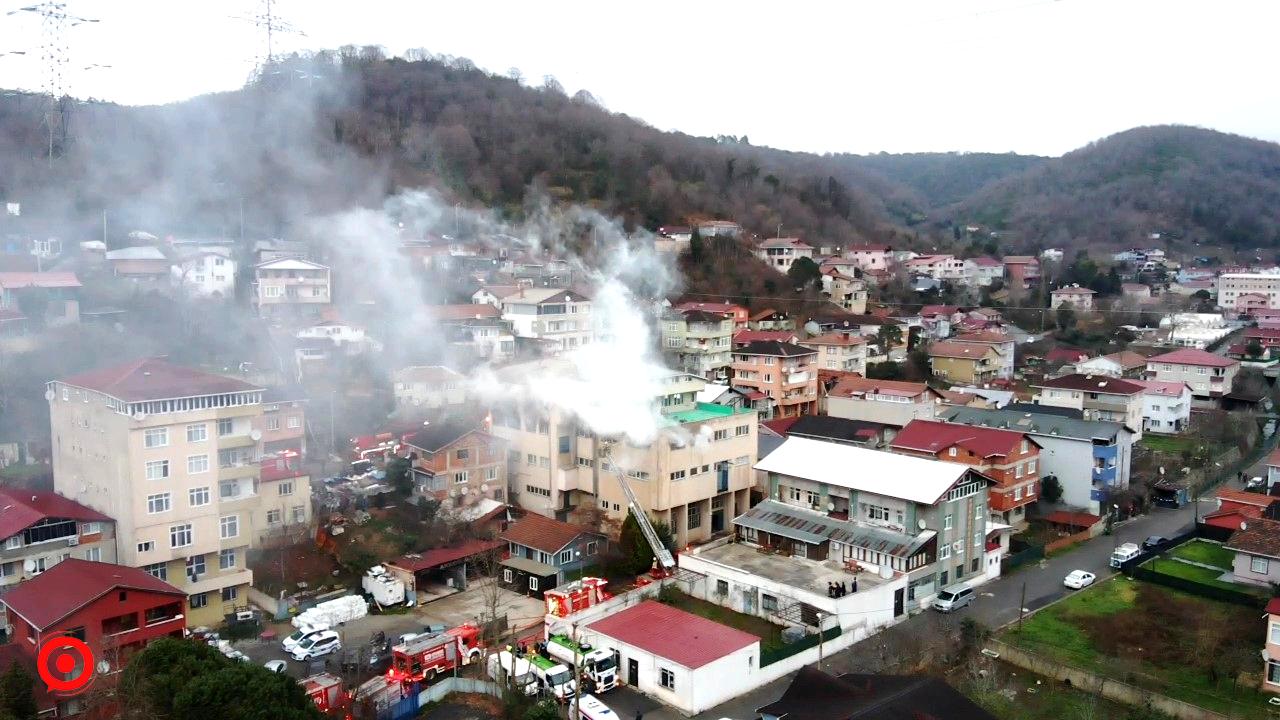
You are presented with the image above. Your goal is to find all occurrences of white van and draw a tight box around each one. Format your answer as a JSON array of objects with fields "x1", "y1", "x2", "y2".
[
  {"x1": 932, "y1": 583, "x2": 974, "y2": 613},
  {"x1": 488, "y1": 651, "x2": 539, "y2": 696},
  {"x1": 571, "y1": 694, "x2": 618, "y2": 720},
  {"x1": 1110, "y1": 542, "x2": 1141, "y2": 568}
]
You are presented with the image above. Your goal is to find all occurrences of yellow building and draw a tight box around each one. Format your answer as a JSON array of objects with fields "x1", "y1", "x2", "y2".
[{"x1": 928, "y1": 341, "x2": 1001, "y2": 384}]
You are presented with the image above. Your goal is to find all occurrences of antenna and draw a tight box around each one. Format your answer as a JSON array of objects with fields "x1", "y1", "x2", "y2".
[{"x1": 232, "y1": 0, "x2": 306, "y2": 70}]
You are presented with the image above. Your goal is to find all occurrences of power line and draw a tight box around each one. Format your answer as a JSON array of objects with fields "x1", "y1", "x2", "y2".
[
  {"x1": 231, "y1": 0, "x2": 306, "y2": 69},
  {"x1": 676, "y1": 291, "x2": 1195, "y2": 319}
]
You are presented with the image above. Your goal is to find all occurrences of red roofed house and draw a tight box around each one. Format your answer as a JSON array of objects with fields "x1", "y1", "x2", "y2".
[
  {"x1": 732, "y1": 329, "x2": 798, "y2": 348},
  {"x1": 0, "y1": 271, "x2": 81, "y2": 325},
  {"x1": 2, "y1": 559, "x2": 185, "y2": 715},
  {"x1": 731, "y1": 341, "x2": 818, "y2": 419},
  {"x1": 891, "y1": 419, "x2": 1041, "y2": 526},
  {"x1": 1033, "y1": 374, "x2": 1145, "y2": 437},
  {"x1": 949, "y1": 331, "x2": 1015, "y2": 380},
  {"x1": 1263, "y1": 598, "x2": 1280, "y2": 693},
  {"x1": 1145, "y1": 348, "x2": 1239, "y2": 399},
  {"x1": 1227, "y1": 518, "x2": 1280, "y2": 588},
  {"x1": 967, "y1": 256, "x2": 1004, "y2": 286},
  {"x1": 583, "y1": 600, "x2": 760, "y2": 714},
  {"x1": 844, "y1": 244, "x2": 891, "y2": 272},
  {"x1": 1268, "y1": 447, "x2": 1280, "y2": 491},
  {"x1": 676, "y1": 301, "x2": 749, "y2": 330},
  {"x1": 1201, "y1": 488, "x2": 1276, "y2": 534},
  {"x1": 498, "y1": 513, "x2": 605, "y2": 598},
  {"x1": 1245, "y1": 327, "x2": 1280, "y2": 358},
  {"x1": 799, "y1": 332, "x2": 867, "y2": 374},
  {"x1": 824, "y1": 376, "x2": 943, "y2": 427}
]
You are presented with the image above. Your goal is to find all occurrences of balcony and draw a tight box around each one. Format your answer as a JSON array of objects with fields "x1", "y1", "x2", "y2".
[
  {"x1": 219, "y1": 463, "x2": 259, "y2": 482},
  {"x1": 218, "y1": 434, "x2": 257, "y2": 450},
  {"x1": 1083, "y1": 398, "x2": 1129, "y2": 415},
  {"x1": 219, "y1": 478, "x2": 258, "y2": 502}
]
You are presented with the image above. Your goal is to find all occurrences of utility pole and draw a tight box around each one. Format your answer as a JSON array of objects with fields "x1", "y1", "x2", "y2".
[
  {"x1": 571, "y1": 623, "x2": 582, "y2": 720},
  {"x1": 1017, "y1": 582, "x2": 1026, "y2": 631},
  {"x1": 101, "y1": 208, "x2": 106, "y2": 245}
]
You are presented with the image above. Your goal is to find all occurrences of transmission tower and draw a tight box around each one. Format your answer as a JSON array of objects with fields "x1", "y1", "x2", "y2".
[{"x1": 233, "y1": 0, "x2": 305, "y2": 70}]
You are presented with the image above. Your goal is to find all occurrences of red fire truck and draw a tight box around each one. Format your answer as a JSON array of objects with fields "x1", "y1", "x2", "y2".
[
  {"x1": 301, "y1": 673, "x2": 348, "y2": 716},
  {"x1": 387, "y1": 623, "x2": 483, "y2": 682}
]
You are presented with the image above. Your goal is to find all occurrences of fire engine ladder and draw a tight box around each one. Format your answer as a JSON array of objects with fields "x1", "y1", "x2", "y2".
[{"x1": 603, "y1": 447, "x2": 674, "y2": 570}]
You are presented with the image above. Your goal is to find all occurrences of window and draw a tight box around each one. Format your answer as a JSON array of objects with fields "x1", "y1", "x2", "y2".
[
  {"x1": 713, "y1": 429, "x2": 728, "y2": 441},
  {"x1": 1013, "y1": 487, "x2": 1023, "y2": 501},
  {"x1": 974, "y1": 531, "x2": 984, "y2": 547},
  {"x1": 940, "y1": 545, "x2": 951, "y2": 560},
  {"x1": 137, "y1": 541, "x2": 154, "y2": 553},
  {"x1": 1027, "y1": 483, "x2": 1036, "y2": 497},
  {"x1": 285, "y1": 415, "x2": 301, "y2": 429},
  {"x1": 147, "y1": 493, "x2": 171, "y2": 514},
  {"x1": 558, "y1": 435, "x2": 571, "y2": 453},
  {"x1": 669, "y1": 470, "x2": 686, "y2": 481},
  {"x1": 455, "y1": 471, "x2": 469, "y2": 484},
  {"x1": 29, "y1": 557, "x2": 46, "y2": 574},
  {"x1": 485, "y1": 467, "x2": 498, "y2": 481},
  {"x1": 1270, "y1": 622, "x2": 1280, "y2": 646},
  {"x1": 267, "y1": 509, "x2": 282, "y2": 525},
  {"x1": 189, "y1": 486, "x2": 210, "y2": 507},
  {"x1": 972, "y1": 557, "x2": 981, "y2": 572},
  {"x1": 868, "y1": 506, "x2": 890, "y2": 521},
  {"x1": 529, "y1": 576, "x2": 539, "y2": 591},
  {"x1": 688, "y1": 504, "x2": 702, "y2": 529},
  {"x1": 219, "y1": 548, "x2": 236, "y2": 570},
  {"x1": 948, "y1": 447, "x2": 957, "y2": 457},
  {"x1": 144, "y1": 562, "x2": 167, "y2": 581},
  {"x1": 278, "y1": 481, "x2": 293, "y2": 496},
  {"x1": 503, "y1": 568, "x2": 513, "y2": 583},
  {"x1": 455, "y1": 448, "x2": 470, "y2": 461},
  {"x1": 146, "y1": 460, "x2": 170, "y2": 481},
  {"x1": 292, "y1": 505, "x2": 306, "y2": 523},
  {"x1": 586, "y1": 541, "x2": 598, "y2": 556},
  {"x1": 5, "y1": 536, "x2": 20, "y2": 550},
  {"x1": 762, "y1": 594, "x2": 778, "y2": 612},
  {"x1": 559, "y1": 550, "x2": 572, "y2": 564},
  {"x1": 85, "y1": 547, "x2": 101, "y2": 562},
  {"x1": 186, "y1": 424, "x2": 207, "y2": 442},
  {"x1": 944, "y1": 514, "x2": 953, "y2": 530},
  {"x1": 1015, "y1": 463, "x2": 1024, "y2": 478},
  {"x1": 187, "y1": 455, "x2": 210, "y2": 474},
  {"x1": 659, "y1": 668, "x2": 675, "y2": 690},
  {"x1": 220, "y1": 481, "x2": 239, "y2": 500},
  {"x1": 735, "y1": 424, "x2": 750, "y2": 437},
  {"x1": 222, "y1": 586, "x2": 237, "y2": 602},
  {"x1": 82, "y1": 521, "x2": 101, "y2": 535},
  {"x1": 144, "y1": 428, "x2": 169, "y2": 448},
  {"x1": 1252, "y1": 556, "x2": 1270, "y2": 574},
  {"x1": 266, "y1": 416, "x2": 281, "y2": 431},
  {"x1": 217, "y1": 418, "x2": 234, "y2": 436},
  {"x1": 526, "y1": 453, "x2": 536, "y2": 466},
  {"x1": 538, "y1": 456, "x2": 550, "y2": 468},
  {"x1": 220, "y1": 515, "x2": 239, "y2": 539},
  {"x1": 186, "y1": 554, "x2": 206, "y2": 576},
  {"x1": 190, "y1": 593, "x2": 208, "y2": 609},
  {"x1": 170, "y1": 524, "x2": 192, "y2": 548},
  {"x1": 1020, "y1": 440, "x2": 1028, "y2": 453}
]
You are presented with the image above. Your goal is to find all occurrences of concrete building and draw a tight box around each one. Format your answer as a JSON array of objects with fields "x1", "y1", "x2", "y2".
[
  {"x1": 730, "y1": 341, "x2": 819, "y2": 419},
  {"x1": 106, "y1": 246, "x2": 169, "y2": 281},
  {"x1": 1226, "y1": 518, "x2": 1280, "y2": 588},
  {"x1": 0, "y1": 271, "x2": 80, "y2": 325},
  {"x1": 905, "y1": 254, "x2": 966, "y2": 282},
  {"x1": 1002, "y1": 256, "x2": 1040, "y2": 289},
  {"x1": 49, "y1": 359, "x2": 272, "y2": 625},
  {"x1": 675, "y1": 302, "x2": 749, "y2": 330},
  {"x1": 1145, "y1": 348, "x2": 1239, "y2": 400},
  {"x1": 253, "y1": 258, "x2": 331, "y2": 318},
  {"x1": 1129, "y1": 380, "x2": 1193, "y2": 434},
  {"x1": 928, "y1": 341, "x2": 1002, "y2": 385},
  {"x1": 172, "y1": 249, "x2": 235, "y2": 298},
  {"x1": 0, "y1": 490, "x2": 115, "y2": 591},
  {"x1": 1034, "y1": 374, "x2": 1145, "y2": 437},
  {"x1": 489, "y1": 364, "x2": 757, "y2": 546},
  {"x1": 967, "y1": 257, "x2": 1004, "y2": 286},
  {"x1": 939, "y1": 407, "x2": 1134, "y2": 515},
  {"x1": 947, "y1": 332, "x2": 1015, "y2": 380},
  {"x1": 1050, "y1": 285, "x2": 1096, "y2": 310},
  {"x1": 404, "y1": 419, "x2": 507, "y2": 507},
  {"x1": 254, "y1": 386, "x2": 307, "y2": 456},
  {"x1": 661, "y1": 308, "x2": 734, "y2": 382},
  {"x1": 820, "y1": 269, "x2": 868, "y2": 314},
  {"x1": 393, "y1": 365, "x2": 466, "y2": 410},
  {"x1": 1217, "y1": 273, "x2": 1280, "y2": 311},
  {"x1": 500, "y1": 288, "x2": 595, "y2": 352},
  {"x1": 823, "y1": 376, "x2": 941, "y2": 427},
  {"x1": 800, "y1": 332, "x2": 867, "y2": 375},
  {"x1": 844, "y1": 244, "x2": 892, "y2": 272},
  {"x1": 754, "y1": 238, "x2": 814, "y2": 274}
]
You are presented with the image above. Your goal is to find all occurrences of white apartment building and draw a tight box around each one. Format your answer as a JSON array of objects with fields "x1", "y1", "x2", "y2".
[
  {"x1": 906, "y1": 255, "x2": 967, "y2": 282},
  {"x1": 966, "y1": 258, "x2": 1004, "y2": 286},
  {"x1": 1217, "y1": 273, "x2": 1280, "y2": 311},
  {"x1": 393, "y1": 365, "x2": 467, "y2": 409},
  {"x1": 254, "y1": 258, "x2": 331, "y2": 317},
  {"x1": 172, "y1": 249, "x2": 236, "y2": 297},
  {"x1": 1051, "y1": 286, "x2": 1096, "y2": 310},
  {"x1": 754, "y1": 238, "x2": 814, "y2": 274},
  {"x1": 1130, "y1": 380, "x2": 1193, "y2": 434},
  {"x1": 800, "y1": 332, "x2": 868, "y2": 374},
  {"x1": 1145, "y1": 348, "x2": 1240, "y2": 400},
  {"x1": 49, "y1": 359, "x2": 278, "y2": 626},
  {"x1": 500, "y1": 288, "x2": 595, "y2": 352},
  {"x1": 661, "y1": 309, "x2": 734, "y2": 381},
  {"x1": 1033, "y1": 374, "x2": 1145, "y2": 438},
  {"x1": 844, "y1": 244, "x2": 892, "y2": 271}
]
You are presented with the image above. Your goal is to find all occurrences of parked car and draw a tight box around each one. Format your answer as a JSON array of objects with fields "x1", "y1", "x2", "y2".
[
  {"x1": 291, "y1": 630, "x2": 342, "y2": 661},
  {"x1": 931, "y1": 583, "x2": 974, "y2": 613},
  {"x1": 1141, "y1": 536, "x2": 1167, "y2": 551},
  {"x1": 282, "y1": 624, "x2": 328, "y2": 653},
  {"x1": 1247, "y1": 476, "x2": 1265, "y2": 490},
  {"x1": 1063, "y1": 570, "x2": 1096, "y2": 589},
  {"x1": 264, "y1": 660, "x2": 288, "y2": 673}
]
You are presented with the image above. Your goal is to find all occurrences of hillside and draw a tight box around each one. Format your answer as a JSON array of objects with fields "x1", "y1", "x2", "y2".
[
  {"x1": 945, "y1": 126, "x2": 1280, "y2": 251},
  {"x1": 843, "y1": 151, "x2": 1047, "y2": 209}
]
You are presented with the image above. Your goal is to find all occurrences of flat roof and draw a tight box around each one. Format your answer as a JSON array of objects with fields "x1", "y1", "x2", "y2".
[
  {"x1": 665, "y1": 402, "x2": 747, "y2": 424},
  {"x1": 695, "y1": 541, "x2": 890, "y2": 599}
]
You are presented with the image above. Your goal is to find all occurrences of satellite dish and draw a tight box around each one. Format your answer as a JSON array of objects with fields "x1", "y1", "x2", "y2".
[
  {"x1": 22, "y1": 559, "x2": 36, "y2": 573},
  {"x1": 250, "y1": 429, "x2": 262, "y2": 441},
  {"x1": 44, "y1": 389, "x2": 55, "y2": 401},
  {"x1": 460, "y1": 487, "x2": 469, "y2": 495},
  {"x1": 827, "y1": 502, "x2": 835, "y2": 512},
  {"x1": 480, "y1": 484, "x2": 489, "y2": 492},
  {"x1": 133, "y1": 411, "x2": 147, "y2": 421},
  {"x1": 96, "y1": 659, "x2": 111, "y2": 674},
  {"x1": 917, "y1": 518, "x2": 927, "y2": 530}
]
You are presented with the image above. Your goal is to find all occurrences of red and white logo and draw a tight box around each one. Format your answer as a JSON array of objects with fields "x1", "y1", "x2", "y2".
[{"x1": 37, "y1": 635, "x2": 96, "y2": 696}]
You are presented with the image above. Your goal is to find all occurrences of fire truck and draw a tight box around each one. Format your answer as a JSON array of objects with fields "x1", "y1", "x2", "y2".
[
  {"x1": 544, "y1": 577, "x2": 610, "y2": 618},
  {"x1": 301, "y1": 673, "x2": 348, "y2": 716},
  {"x1": 387, "y1": 623, "x2": 483, "y2": 682}
]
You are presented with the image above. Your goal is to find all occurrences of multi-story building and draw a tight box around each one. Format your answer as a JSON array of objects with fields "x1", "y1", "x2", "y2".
[
  {"x1": 500, "y1": 288, "x2": 595, "y2": 352},
  {"x1": 1217, "y1": 273, "x2": 1280, "y2": 311},
  {"x1": 754, "y1": 238, "x2": 814, "y2": 274},
  {"x1": 1145, "y1": 348, "x2": 1239, "y2": 400},
  {"x1": 1002, "y1": 256, "x2": 1040, "y2": 289},
  {"x1": 49, "y1": 359, "x2": 273, "y2": 625},
  {"x1": 661, "y1": 309, "x2": 734, "y2": 382},
  {"x1": 1263, "y1": 598, "x2": 1280, "y2": 693},
  {"x1": 820, "y1": 269, "x2": 868, "y2": 314},
  {"x1": 1050, "y1": 285, "x2": 1096, "y2": 310},
  {"x1": 255, "y1": 454, "x2": 312, "y2": 540},
  {"x1": 948, "y1": 331, "x2": 1015, "y2": 380},
  {"x1": 1130, "y1": 380, "x2": 1193, "y2": 434},
  {"x1": 823, "y1": 376, "x2": 942, "y2": 427},
  {"x1": 0, "y1": 490, "x2": 115, "y2": 591},
  {"x1": 928, "y1": 341, "x2": 1002, "y2": 384},
  {"x1": 890, "y1": 420, "x2": 1040, "y2": 527},
  {"x1": 730, "y1": 341, "x2": 818, "y2": 419},
  {"x1": 675, "y1": 302, "x2": 749, "y2": 330},
  {"x1": 800, "y1": 332, "x2": 867, "y2": 375},
  {"x1": 1034, "y1": 374, "x2": 1145, "y2": 437},
  {"x1": 253, "y1": 258, "x2": 331, "y2": 318},
  {"x1": 844, "y1": 244, "x2": 892, "y2": 272},
  {"x1": 940, "y1": 406, "x2": 1134, "y2": 515},
  {"x1": 173, "y1": 248, "x2": 236, "y2": 298},
  {"x1": 404, "y1": 420, "x2": 507, "y2": 507},
  {"x1": 254, "y1": 386, "x2": 307, "y2": 456},
  {"x1": 393, "y1": 365, "x2": 466, "y2": 410},
  {"x1": 905, "y1": 254, "x2": 966, "y2": 282},
  {"x1": 966, "y1": 257, "x2": 1004, "y2": 286},
  {"x1": 489, "y1": 365, "x2": 757, "y2": 546}
]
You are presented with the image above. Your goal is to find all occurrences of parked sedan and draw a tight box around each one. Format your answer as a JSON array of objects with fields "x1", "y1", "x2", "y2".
[
  {"x1": 1141, "y1": 535, "x2": 1167, "y2": 551},
  {"x1": 264, "y1": 660, "x2": 288, "y2": 674},
  {"x1": 1064, "y1": 570, "x2": 1096, "y2": 589},
  {"x1": 291, "y1": 630, "x2": 342, "y2": 662}
]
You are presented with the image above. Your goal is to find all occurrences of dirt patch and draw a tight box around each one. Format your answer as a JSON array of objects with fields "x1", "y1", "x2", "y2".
[
  {"x1": 423, "y1": 693, "x2": 503, "y2": 720},
  {"x1": 247, "y1": 538, "x2": 343, "y2": 596}
]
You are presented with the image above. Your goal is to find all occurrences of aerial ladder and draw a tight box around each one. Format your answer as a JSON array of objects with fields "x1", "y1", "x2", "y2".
[{"x1": 599, "y1": 442, "x2": 674, "y2": 575}]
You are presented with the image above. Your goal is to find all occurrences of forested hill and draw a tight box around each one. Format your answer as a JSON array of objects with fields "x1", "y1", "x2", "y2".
[
  {"x1": 944, "y1": 126, "x2": 1280, "y2": 250},
  {"x1": 843, "y1": 152, "x2": 1048, "y2": 209}
]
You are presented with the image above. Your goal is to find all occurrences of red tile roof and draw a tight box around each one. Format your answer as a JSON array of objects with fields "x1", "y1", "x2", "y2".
[
  {"x1": 827, "y1": 376, "x2": 930, "y2": 400},
  {"x1": 2, "y1": 559, "x2": 184, "y2": 631},
  {"x1": 501, "y1": 513, "x2": 600, "y2": 555},
  {"x1": 587, "y1": 600, "x2": 759, "y2": 669},
  {"x1": 1201, "y1": 506, "x2": 1262, "y2": 531},
  {"x1": 1226, "y1": 517, "x2": 1280, "y2": 559},
  {"x1": 428, "y1": 304, "x2": 501, "y2": 322},
  {"x1": 59, "y1": 358, "x2": 261, "y2": 402},
  {"x1": 1129, "y1": 380, "x2": 1190, "y2": 397},
  {"x1": 1148, "y1": 348, "x2": 1237, "y2": 368},
  {"x1": 919, "y1": 305, "x2": 961, "y2": 317},
  {"x1": 677, "y1": 302, "x2": 746, "y2": 316},
  {"x1": 1267, "y1": 598, "x2": 1280, "y2": 616},
  {"x1": 0, "y1": 272, "x2": 81, "y2": 290},
  {"x1": 1215, "y1": 488, "x2": 1276, "y2": 509},
  {"x1": 802, "y1": 332, "x2": 866, "y2": 347},
  {"x1": 0, "y1": 490, "x2": 111, "y2": 541},
  {"x1": 891, "y1": 419, "x2": 1033, "y2": 458},
  {"x1": 761, "y1": 417, "x2": 801, "y2": 436},
  {"x1": 733, "y1": 330, "x2": 797, "y2": 345},
  {"x1": 1042, "y1": 510, "x2": 1102, "y2": 529},
  {"x1": 1102, "y1": 350, "x2": 1152, "y2": 371},
  {"x1": 1036, "y1": 374, "x2": 1144, "y2": 395},
  {"x1": 928, "y1": 340, "x2": 998, "y2": 360},
  {"x1": 1245, "y1": 327, "x2": 1280, "y2": 339},
  {"x1": 387, "y1": 538, "x2": 503, "y2": 572}
]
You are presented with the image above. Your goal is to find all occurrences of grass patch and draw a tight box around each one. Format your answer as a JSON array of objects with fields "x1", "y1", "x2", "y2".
[
  {"x1": 1166, "y1": 540, "x2": 1234, "y2": 570},
  {"x1": 1141, "y1": 435, "x2": 1195, "y2": 454},
  {"x1": 1145, "y1": 558, "x2": 1265, "y2": 595},
  {"x1": 659, "y1": 589, "x2": 786, "y2": 651}
]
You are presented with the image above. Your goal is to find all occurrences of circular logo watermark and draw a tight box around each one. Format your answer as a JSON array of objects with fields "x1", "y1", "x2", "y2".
[{"x1": 37, "y1": 635, "x2": 96, "y2": 696}]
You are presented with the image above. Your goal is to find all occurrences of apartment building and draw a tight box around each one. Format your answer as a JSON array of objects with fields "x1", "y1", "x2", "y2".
[
  {"x1": 1265, "y1": 598, "x2": 1280, "y2": 693},
  {"x1": 824, "y1": 376, "x2": 942, "y2": 427},
  {"x1": 254, "y1": 386, "x2": 307, "y2": 456},
  {"x1": 404, "y1": 420, "x2": 507, "y2": 507},
  {"x1": 800, "y1": 332, "x2": 867, "y2": 375},
  {"x1": 174, "y1": 249, "x2": 235, "y2": 298},
  {"x1": 905, "y1": 254, "x2": 966, "y2": 282},
  {"x1": 1130, "y1": 380, "x2": 1192, "y2": 434},
  {"x1": 730, "y1": 341, "x2": 819, "y2": 419},
  {"x1": 661, "y1": 309, "x2": 734, "y2": 382},
  {"x1": 754, "y1": 238, "x2": 814, "y2": 274},
  {"x1": 890, "y1": 420, "x2": 1040, "y2": 527},
  {"x1": 255, "y1": 453, "x2": 312, "y2": 540},
  {"x1": 844, "y1": 244, "x2": 891, "y2": 272},
  {"x1": 1002, "y1": 256, "x2": 1040, "y2": 288},
  {"x1": 0, "y1": 490, "x2": 116, "y2": 592},
  {"x1": 948, "y1": 331, "x2": 1015, "y2": 380},
  {"x1": 1050, "y1": 286, "x2": 1096, "y2": 310},
  {"x1": 501, "y1": 288, "x2": 595, "y2": 352},
  {"x1": 253, "y1": 258, "x2": 331, "y2": 317},
  {"x1": 393, "y1": 365, "x2": 467, "y2": 409},
  {"x1": 820, "y1": 269, "x2": 868, "y2": 314},
  {"x1": 675, "y1": 302, "x2": 749, "y2": 330},
  {"x1": 1034, "y1": 374, "x2": 1145, "y2": 437},
  {"x1": 1217, "y1": 273, "x2": 1280, "y2": 311},
  {"x1": 489, "y1": 364, "x2": 757, "y2": 547},
  {"x1": 1145, "y1": 348, "x2": 1239, "y2": 399},
  {"x1": 928, "y1": 341, "x2": 1001, "y2": 384},
  {"x1": 49, "y1": 358, "x2": 272, "y2": 626},
  {"x1": 967, "y1": 257, "x2": 1004, "y2": 286}
]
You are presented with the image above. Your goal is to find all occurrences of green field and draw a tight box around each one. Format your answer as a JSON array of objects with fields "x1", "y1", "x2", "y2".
[
  {"x1": 1141, "y1": 435, "x2": 1197, "y2": 454},
  {"x1": 1165, "y1": 540, "x2": 1234, "y2": 570},
  {"x1": 1144, "y1": 558, "x2": 1248, "y2": 593}
]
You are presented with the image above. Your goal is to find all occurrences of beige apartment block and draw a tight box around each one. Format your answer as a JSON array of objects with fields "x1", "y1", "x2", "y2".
[
  {"x1": 254, "y1": 258, "x2": 331, "y2": 317},
  {"x1": 49, "y1": 359, "x2": 274, "y2": 626}
]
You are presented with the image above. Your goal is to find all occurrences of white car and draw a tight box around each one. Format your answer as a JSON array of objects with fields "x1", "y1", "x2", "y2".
[
  {"x1": 282, "y1": 625, "x2": 327, "y2": 653},
  {"x1": 1063, "y1": 570, "x2": 1096, "y2": 589},
  {"x1": 291, "y1": 630, "x2": 341, "y2": 661},
  {"x1": 264, "y1": 660, "x2": 288, "y2": 674}
]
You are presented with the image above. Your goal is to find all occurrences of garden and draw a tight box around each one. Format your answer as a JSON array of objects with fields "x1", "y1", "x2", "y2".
[
  {"x1": 1141, "y1": 538, "x2": 1268, "y2": 599},
  {"x1": 1001, "y1": 577, "x2": 1273, "y2": 717}
]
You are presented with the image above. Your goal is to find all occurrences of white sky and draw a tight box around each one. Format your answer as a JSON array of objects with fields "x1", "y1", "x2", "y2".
[{"x1": 1, "y1": 0, "x2": 1277, "y2": 156}]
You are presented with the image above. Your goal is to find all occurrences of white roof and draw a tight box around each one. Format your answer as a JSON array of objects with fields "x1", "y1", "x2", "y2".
[
  {"x1": 754, "y1": 436, "x2": 972, "y2": 505},
  {"x1": 695, "y1": 383, "x2": 731, "y2": 404},
  {"x1": 105, "y1": 246, "x2": 165, "y2": 261},
  {"x1": 256, "y1": 258, "x2": 329, "y2": 271}
]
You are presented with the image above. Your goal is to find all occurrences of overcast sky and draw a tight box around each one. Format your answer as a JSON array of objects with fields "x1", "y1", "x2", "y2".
[{"x1": 2, "y1": 0, "x2": 1277, "y2": 156}]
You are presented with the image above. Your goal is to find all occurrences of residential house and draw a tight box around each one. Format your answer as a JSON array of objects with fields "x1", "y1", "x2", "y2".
[
  {"x1": 253, "y1": 239, "x2": 309, "y2": 264},
  {"x1": 1226, "y1": 518, "x2": 1280, "y2": 587},
  {"x1": 661, "y1": 309, "x2": 734, "y2": 382},
  {"x1": 891, "y1": 420, "x2": 1040, "y2": 526},
  {"x1": 501, "y1": 288, "x2": 595, "y2": 353},
  {"x1": 1263, "y1": 598, "x2": 1280, "y2": 693},
  {"x1": 1121, "y1": 283, "x2": 1153, "y2": 303},
  {"x1": 295, "y1": 320, "x2": 372, "y2": 349},
  {"x1": 730, "y1": 341, "x2": 819, "y2": 418},
  {"x1": 754, "y1": 238, "x2": 814, "y2": 274},
  {"x1": 1243, "y1": 327, "x2": 1280, "y2": 359},
  {"x1": 800, "y1": 332, "x2": 867, "y2": 375},
  {"x1": 1217, "y1": 273, "x2": 1280, "y2": 311},
  {"x1": 675, "y1": 302, "x2": 749, "y2": 330},
  {"x1": 844, "y1": 244, "x2": 892, "y2": 272},
  {"x1": 748, "y1": 309, "x2": 796, "y2": 331},
  {"x1": 967, "y1": 257, "x2": 1004, "y2": 286},
  {"x1": 50, "y1": 359, "x2": 274, "y2": 625},
  {"x1": 757, "y1": 667, "x2": 998, "y2": 720},
  {"x1": 1002, "y1": 256, "x2": 1040, "y2": 288},
  {"x1": 905, "y1": 254, "x2": 966, "y2": 282},
  {"x1": 0, "y1": 490, "x2": 115, "y2": 592},
  {"x1": 766, "y1": 414, "x2": 892, "y2": 448},
  {"x1": 948, "y1": 331, "x2": 1015, "y2": 380},
  {"x1": 1145, "y1": 348, "x2": 1239, "y2": 400},
  {"x1": 697, "y1": 220, "x2": 742, "y2": 238},
  {"x1": 489, "y1": 364, "x2": 756, "y2": 546},
  {"x1": 499, "y1": 513, "x2": 606, "y2": 595},
  {"x1": 172, "y1": 248, "x2": 235, "y2": 298},
  {"x1": 1129, "y1": 380, "x2": 1192, "y2": 434},
  {"x1": 1051, "y1": 285, "x2": 1096, "y2": 310},
  {"x1": 1075, "y1": 350, "x2": 1149, "y2": 378},
  {"x1": 1201, "y1": 488, "x2": 1278, "y2": 535},
  {"x1": 403, "y1": 419, "x2": 507, "y2": 507},
  {"x1": 393, "y1": 366, "x2": 467, "y2": 409},
  {"x1": 732, "y1": 329, "x2": 798, "y2": 348},
  {"x1": 824, "y1": 376, "x2": 942, "y2": 427},
  {"x1": 1034, "y1": 374, "x2": 1145, "y2": 437},
  {"x1": 804, "y1": 312, "x2": 904, "y2": 344},
  {"x1": 820, "y1": 269, "x2": 868, "y2": 314},
  {"x1": 1, "y1": 560, "x2": 186, "y2": 717},
  {"x1": 471, "y1": 284, "x2": 521, "y2": 308},
  {"x1": 256, "y1": 453, "x2": 311, "y2": 540},
  {"x1": 928, "y1": 340, "x2": 1002, "y2": 385},
  {"x1": 0, "y1": 271, "x2": 80, "y2": 324},
  {"x1": 253, "y1": 258, "x2": 331, "y2": 318},
  {"x1": 106, "y1": 246, "x2": 169, "y2": 280},
  {"x1": 940, "y1": 406, "x2": 1134, "y2": 515}
]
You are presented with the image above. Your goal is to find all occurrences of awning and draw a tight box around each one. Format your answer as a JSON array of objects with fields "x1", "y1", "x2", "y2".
[{"x1": 501, "y1": 556, "x2": 558, "y2": 577}]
